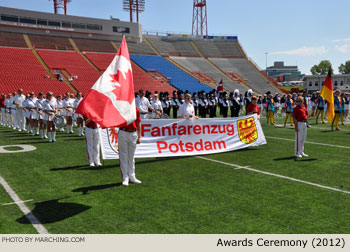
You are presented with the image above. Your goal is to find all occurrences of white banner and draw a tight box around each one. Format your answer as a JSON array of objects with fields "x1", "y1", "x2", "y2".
[{"x1": 99, "y1": 114, "x2": 266, "y2": 159}]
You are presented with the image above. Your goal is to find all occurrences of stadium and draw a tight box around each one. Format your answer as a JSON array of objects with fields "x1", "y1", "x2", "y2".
[{"x1": 1, "y1": 0, "x2": 350, "y2": 237}]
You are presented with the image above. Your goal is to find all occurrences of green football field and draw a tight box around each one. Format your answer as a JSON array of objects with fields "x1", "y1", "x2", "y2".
[{"x1": 1, "y1": 114, "x2": 350, "y2": 234}]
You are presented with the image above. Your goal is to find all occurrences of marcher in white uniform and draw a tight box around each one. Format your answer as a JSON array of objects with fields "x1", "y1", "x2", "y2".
[
  {"x1": 64, "y1": 93, "x2": 75, "y2": 133},
  {"x1": 43, "y1": 92, "x2": 57, "y2": 143},
  {"x1": 56, "y1": 95, "x2": 65, "y2": 132},
  {"x1": 26, "y1": 92, "x2": 38, "y2": 136},
  {"x1": 118, "y1": 108, "x2": 142, "y2": 186},
  {"x1": 136, "y1": 89, "x2": 156, "y2": 119},
  {"x1": 5, "y1": 94, "x2": 12, "y2": 127},
  {"x1": 151, "y1": 94, "x2": 163, "y2": 119},
  {"x1": 73, "y1": 92, "x2": 84, "y2": 136},
  {"x1": 84, "y1": 117, "x2": 102, "y2": 167},
  {"x1": 35, "y1": 93, "x2": 47, "y2": 139},
  {"x1": 23, "y1": 94, "x2": 31, "y2": 134},
  {"x1": 178, "y1": 93, "x2": 199, "y2": 119},
  {"x1": 10, "y1": 92, "x2": 17, "y2": 129},
  {"x1": 13, "y1": 89, "x2": 26, "y2": 131}
]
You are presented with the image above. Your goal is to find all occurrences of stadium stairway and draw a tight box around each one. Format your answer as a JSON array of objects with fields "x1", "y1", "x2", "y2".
[{"x1": 130, "y1": 54, "x2": 213, "y2": 94}]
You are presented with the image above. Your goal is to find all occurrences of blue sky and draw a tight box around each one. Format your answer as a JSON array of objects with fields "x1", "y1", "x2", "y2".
[{"x1": 2, "y1": 0, "x2": 350, "y2": 74}]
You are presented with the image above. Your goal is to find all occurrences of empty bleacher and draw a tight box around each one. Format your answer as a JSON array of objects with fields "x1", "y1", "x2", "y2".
[
  {"x1": 209, "y1": 58, "x2": 280, "y2": 94},
  {"x1": 0, "y1": 31, "x2": 27, "y2": 48},
  {"x1": 0, "y1": 47, "x2": 71, "y2": 95},
  {"x1": 73, "y1": 38, "x2": 116, "y2": 53},
  {"x1": 130, "y1": 54, "x2": 213, "y2": 94},
  {"x1": 170, "y1": 56, "x2": 248, "y2": 94},
  {"x1": 194, "y1": 39, "x2": 244, "y2": 58},
  {"x1": 146, "y1": 36, "x2": 200, "y2": 57},
  {"x1": 37, "y1": 49, "x2": 101, "y2": 95},
  {"x1": 127, "y1": 39, "x2": 157, "y2": 55},
  {"x1": 29, "y1": 34, "x2": 73, "y2": 50},
  {"x1": 85, "y1": 52, "x2": 176, "y2": 94}
]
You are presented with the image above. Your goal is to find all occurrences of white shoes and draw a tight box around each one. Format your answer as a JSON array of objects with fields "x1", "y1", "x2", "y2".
[
  {"x1": 89, "y1": 163, "x2": 95, "y2": 167},
  {"x1": 301, "y1": 153, "x2": 309, "y2": 157},
  {"x1": 122, "y1": 178, "x2": 129, "y2": 186},
  {"x1": 295, "y1": 154, "x2": 302, "y2": 158},
  {"x1": 95, "y1": 162, "x2": 102, "y2": 167},
  {"x1": 130, "y1": 177, "x2": 142, "y2": 184}
]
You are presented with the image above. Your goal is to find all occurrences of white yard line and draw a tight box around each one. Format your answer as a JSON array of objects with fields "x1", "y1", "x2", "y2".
[
  {"x1": 2, "y1": 199, "x2": 33, "y2": 206},
  {"x1": 0, "y1": 175, "x2": 48, "y2": 234},
  {"x1": 266, "y1": 136, "x2": 350, "y2": 149},
  {"x1": 196, "y1": 156, "x2": 350, "y2": 195}
]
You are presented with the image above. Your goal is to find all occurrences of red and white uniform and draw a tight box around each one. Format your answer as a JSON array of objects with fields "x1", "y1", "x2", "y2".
[
  {"x1": 293, "y1": 105, "x2": 308, "y2": 157},
  {"x1": 118, "y1": 108, "x2": 141, "y2": 181},
  {"x1": 246, "y1": 104, "x2": 261, "y2": 116},
  {"x1": 85, "y1": 118, "x2": 101, "y2": 166}
]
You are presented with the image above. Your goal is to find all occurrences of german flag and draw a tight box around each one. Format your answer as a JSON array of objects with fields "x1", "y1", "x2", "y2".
[{"x1": 320, "y1": 69, "x2": 334, "y2": 123}]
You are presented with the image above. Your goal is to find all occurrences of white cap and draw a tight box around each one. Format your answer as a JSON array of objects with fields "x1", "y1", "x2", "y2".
[
  {"x1": 248, "y1": 89, "x2": 253, "y2": 95},
  {"x1": 234, "y1": 89, "x2": 239, "y2": 95}
]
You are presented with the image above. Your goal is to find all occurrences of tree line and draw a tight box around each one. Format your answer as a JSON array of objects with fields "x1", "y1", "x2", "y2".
[{"x1": 311, "y1": 60, "x2": 350, "y2": 75}]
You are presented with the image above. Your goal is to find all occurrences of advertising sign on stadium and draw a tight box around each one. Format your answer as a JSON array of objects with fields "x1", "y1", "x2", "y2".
[{"x1": 99, "y1": 114, "x2": 266, "y2": 159}]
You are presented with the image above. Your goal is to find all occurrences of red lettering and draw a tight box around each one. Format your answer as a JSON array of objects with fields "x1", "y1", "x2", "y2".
[
  {"x1": 227, "y1": 124, "x2": 235, "y2": 136},
  {"x1": 157, "y1": 141, "x2": 168, "y2": 153},
  {"x1": 187, "y1": 125, "x2": 193, "y2": 135},
  {"x1": 204, "y1": 141, "x2": 213, "y2": 150},
  {"x1": 211, "y1": 125, "x2": 218, "y2": 134},
  {"x1": 169, "y1": 143, "x2": 179, "y2": 153},
  {"x1": 172, "y1": 123, "x2": 178, "y2": 135},
  {"x1": 213, "y1": 141, "x2": 226, "y2": 150},
  {"x1": 178, "y1": 125, "x2": 187, "y2": 135},
  {"x1": 185, "y1": 142, "x2": 194, "y2": 152},
  {"x1": 178, "y1": 140, "x2": 185, "y2": 152},
  {"x1": 194, "y1": 139, "x2": 204, "y2": 151},
  {"x1": 141, "y1": 124, "x2": 152, "y2": 137},
  {"x1": 193, "y1": 125, "x2": 201, "y2": 135},
  {"x1": 151, "y1": 126, "x2": 160, "y2": 137}
]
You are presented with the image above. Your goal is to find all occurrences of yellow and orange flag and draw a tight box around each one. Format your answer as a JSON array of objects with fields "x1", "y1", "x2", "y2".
[{"x1": 320, "y1": 70, "x2": 334, "y2": 123}]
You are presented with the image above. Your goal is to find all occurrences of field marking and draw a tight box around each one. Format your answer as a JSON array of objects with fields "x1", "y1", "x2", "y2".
[
  {"x1": 0, "y1": 175, "x2": 48, "y2": 234},
  {"x1": 266, "y1": 136, "x2": 350, "y2": 149},
  {"x1": 0, "y1": 145, "x2": 36, "y2": 153},
  {"x1": 196, "y1": 156, "x2": 350, "y2": 195},
  {"x1": 2, "y1": 199, "x2": 33, "y2": 206}
]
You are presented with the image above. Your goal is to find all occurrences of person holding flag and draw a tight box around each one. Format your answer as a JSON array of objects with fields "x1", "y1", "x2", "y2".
[
  {"x1": 332, "y1": 89, "x2": 341, "y2": 130},
  {"x1": 76, "y1": 37, "x2": 142, "y2": 186},
  {"x1": 320, "y1": 69, "x2": 334, "y2": 127}
]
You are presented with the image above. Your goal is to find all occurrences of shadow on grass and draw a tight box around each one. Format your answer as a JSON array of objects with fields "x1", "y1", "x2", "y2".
[
  {"x1": 135, "y1": 156, "x2": 191, "y2": 166},
  {"x1": 51, "y1": 164, "x2": 115, "y2": 171},
  {"x1": 16, "y1": 198, "x2": 91, "y2": 224},
  {"x1": 274, "y1": 156, "x2": 297, "y2": 161},
  {"x1": 19, "y1": 141, "x2": 51, "y2": 144},
  {"x1": 295, "y1": 158, "x2": 318, "y2": 162},
  {"x1": 72, "y1": 183, "x2": 122, "y2": 194}
]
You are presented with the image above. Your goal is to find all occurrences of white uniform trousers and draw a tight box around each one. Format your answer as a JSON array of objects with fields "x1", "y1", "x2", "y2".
[
  {"x1": 11, "y1": 109, "x2": 17, "y2": 128},
  {"x1": 118, "y1": 129, "x2": 138, "y2": 180},
  {"x1": 16, "y1": 108, "x2": 25, "y2": 130},
  {"x1": 85, "y1": 126, "x2": 101, "y2": 165},
  {"x1": 295, "y1": 121, "x2": 307, "y2": 156},
  {"x1": 1, "y1": 108, "x2": 5, "y2": 124},
  {"x1": 140, "y1": 113, "x2": 148, "y2": 119}
]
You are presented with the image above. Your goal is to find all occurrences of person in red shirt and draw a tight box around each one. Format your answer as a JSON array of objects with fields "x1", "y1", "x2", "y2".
[
  {"x1": 293, "y1": 96, "x2": 312, "y2": 158},
  {"x1": 246, "y1": 96, "x2": 260, "y2": 120},
  {"x1": 118, "y1": 107, "x2": 142, "y2": 186},
  {"x1": 84, "y1": 116, "x2": 102, "y2": 167},
  {"x1": 0, "y1": 93, "x2": 5, "y2": 125}
]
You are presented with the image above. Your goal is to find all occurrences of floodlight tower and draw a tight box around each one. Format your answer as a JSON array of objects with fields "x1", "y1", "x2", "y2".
[
  {"x1": 123, "y1": 0, "x2": 145, "y2": 23},
  {"x1": 50, "y1": 0, "x2": 71, "y2": 15},
  {"x1": 192, "y1": 0, "x2": 208, "y2": 38}
]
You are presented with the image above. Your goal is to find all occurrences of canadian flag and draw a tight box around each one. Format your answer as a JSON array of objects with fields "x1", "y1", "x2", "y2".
[
  {"x1": 76, "y1": 37, "x2": 136, "y2": 128},
  {"x1": 216, "y1": 79, "x2": 223, "y2": 94}
]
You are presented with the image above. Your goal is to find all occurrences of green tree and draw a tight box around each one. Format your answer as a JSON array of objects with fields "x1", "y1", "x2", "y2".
[
  {"x1": 310, "y1": 60, "x2": 333, "y2": 75},
  {"x1": 338, "y1": 60, "x2": 350, "y2": 74}
]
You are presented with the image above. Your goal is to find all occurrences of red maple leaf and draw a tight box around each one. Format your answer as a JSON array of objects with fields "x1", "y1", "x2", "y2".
[{"x1": 109, "y1": 69, "x2": 134, "y2": 105}]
